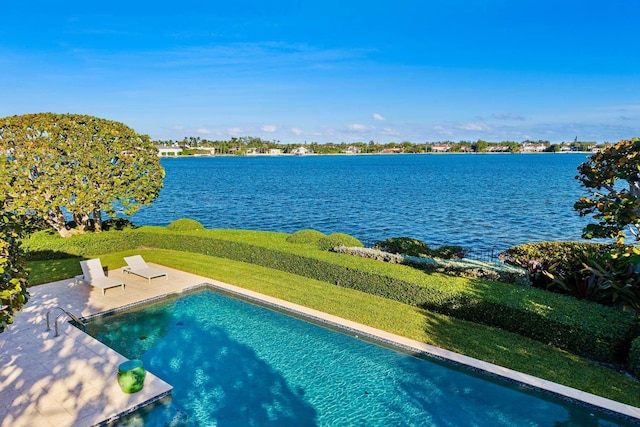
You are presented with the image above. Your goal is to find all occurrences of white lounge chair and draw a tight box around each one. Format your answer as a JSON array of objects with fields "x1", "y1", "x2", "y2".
[
  {"x1": 79, "y1": 259, "x2": 125, "y2": 295},
  {"x1": 123, "y1": 255, "x2": 168, "y2": 284}
]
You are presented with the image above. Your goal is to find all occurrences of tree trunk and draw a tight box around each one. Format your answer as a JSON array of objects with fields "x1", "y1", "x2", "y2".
[
  {"x1": 73, "y1": 212, "x2": 89, "y2": 233},
  {"x1": 49, "y1": 207, "x2": 72, "y2": 237},
  {"x1": 93, "y1": 208, "x2": 102, "y2": 233}
]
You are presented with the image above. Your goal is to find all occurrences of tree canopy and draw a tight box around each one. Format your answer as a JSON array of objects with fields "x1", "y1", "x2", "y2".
[
  {"x1": 574, "y1": 138, "x2": 640, "y2": 244},
  {"x1": 0, "y1": 113, "x2": 165, "y2": 237}
]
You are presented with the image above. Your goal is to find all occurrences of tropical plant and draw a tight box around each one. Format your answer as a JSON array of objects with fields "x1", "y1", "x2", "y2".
[
  {"x1": 581, "y1": 246, "x2": 640, "y2": 309},
  {"x1": 574, "y1": 138, "x2": 640, "y2": 244},
  {"x1": 0, "y1": 113, "x2": 165, "y2": 237},
  {"x1": 500, "y1": 242, "x2": 610, "y2": 289}
]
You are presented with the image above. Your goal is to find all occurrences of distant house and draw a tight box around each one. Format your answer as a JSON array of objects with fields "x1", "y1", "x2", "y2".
[
  {"x1": 268, "y1": 148, "x2": 283, "y2": 155},
  {"x1": 344, "y1": 145, "x2": 361, "y2": 154},
  {"x1": 430, "y1": 144, "x2": 450, "y2": 153},
  {"x1": 381, "y1": 147, "x2": 402, "y2": 154},
  {"x1": 292, "y1": 146, "x2": 310, "y2": 155},
  {"x1": 521, "y1": 142, "x2": 546, "y2": 153},
  {"x1": 487, "y1": 145, "x2": 509, "y2": 152},
  {"x1": 156, "y1": 145, "x2": 183, "y2": 156}
]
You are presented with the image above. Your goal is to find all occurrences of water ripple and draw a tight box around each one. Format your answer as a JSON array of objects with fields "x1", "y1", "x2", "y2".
[{"x1": 132, "y1": 154, "x2": 600, "y2": 251}]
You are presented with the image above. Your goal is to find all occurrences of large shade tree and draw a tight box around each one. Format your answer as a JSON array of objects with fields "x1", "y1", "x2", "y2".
[
  {"x1": 574, "y1": 138, "x2": 640, "y2": 244},
  {"x1": 0, "y1": 113, "x2": 165, "y2": 237}
]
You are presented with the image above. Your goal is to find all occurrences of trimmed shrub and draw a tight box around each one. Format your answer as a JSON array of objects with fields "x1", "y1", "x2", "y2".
[
  {"x1": 374, "y1": 237, "x2": 431, "y2": 257},
  {"x1": 22, "y1": 230, "x2": 142, "y2": 261},
  {"x1": 628, "y1": 337, "x2": 640, "y2": 379},
  {"x1": 167, "y1": 218, "x2": 205, "y2": 231},
  {"x1": 286, "y1": 229, "x2": 325, "y2": 244},
  {"x1": 374, "y1": 237, "x2": 467, "y2": 259},
  {"x1": 432, "y1": 245, "x2": 467, "y2": 259},
  {"x1": 317, "y1": 233, "x2": 363, "y2": 251}
]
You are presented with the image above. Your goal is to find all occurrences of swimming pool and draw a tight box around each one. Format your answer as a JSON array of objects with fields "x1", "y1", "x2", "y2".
[{"x1": 84, "y1": 286, "x2": 635, "y2": 426}]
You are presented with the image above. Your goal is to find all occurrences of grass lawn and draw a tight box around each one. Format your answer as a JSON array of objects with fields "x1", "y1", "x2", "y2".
[{"x1": 28, "y1": 248, "x2": 640, "y2": 408}]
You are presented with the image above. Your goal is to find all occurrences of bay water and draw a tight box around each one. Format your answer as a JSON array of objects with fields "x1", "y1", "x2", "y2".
[{"x1": 132, "y1": 153, "x2": 597, "y2": 252}]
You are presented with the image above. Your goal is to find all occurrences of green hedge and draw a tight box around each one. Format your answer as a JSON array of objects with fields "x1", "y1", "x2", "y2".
[
  {"x1": 286, "y1": 229, "x2": 325, "y2": 244},
  {"x1": 23, "y1": 228, "x2": 637, "y2": 363},
  {"x1": 167, "y1": 218, "x2": 205, "y2": 231},
  {"x1": 23, "y1": 230, "x2": 142, "y2": 260},
  {"x1": 317, "y1": 233, "x2": 363, "y2": 251},
  {"x1": 628, "y1": 337, "x2": 640, "y2": 379}
]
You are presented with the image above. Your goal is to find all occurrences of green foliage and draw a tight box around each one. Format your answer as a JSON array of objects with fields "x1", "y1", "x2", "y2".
[
  {"x1": 582, "y1": 246, "x2": 640, "y2": 310},
  {"x1": 286, "y1": 229, "x2": 325, "y2": 244},
  {"x1": 574, "y1": 138, "x2": 640, "y2": 244},
  {"x1": 317, "y1": 233, "x2": 363, "y2": 251},
  {"x1": 500, "y1": 241, "x2": 640, "y2": 308},
  {"x1": 101, "y1": 218, "x2": 137, "y2": 231},
  {"x1": 0, "y1": 113, "x2": 164, "y2": 237},
  {"x1": 628, "y1": 337, "x2": 640, "y2": 379},
  {"x1": 432, "y1": 245, "x2": 467, "y2": 259},
  {"x1": 22, "y1": 229, "x2": 142, "y2": 261},
  {"x1": 24, "y1": 228, "x2": 636, "y2": 362},
  {"x1": 0, "y1": 211, "x2": 30, "y2": 332},
  {"x1": 167, "y1": 218, "x2": 205, "y2": 231},
  {"x1": 374, "y1": 237, "x2": 466, "y2": 259},
  {"x1": 500, "y1": 241, "x2": 610, "y2": 290},
  {"x1": 374, "y1": 237, "x2": 431, "y2": 257}
]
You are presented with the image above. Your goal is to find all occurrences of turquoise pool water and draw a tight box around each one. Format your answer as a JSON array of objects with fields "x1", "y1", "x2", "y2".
[{"x1": 85, "y1": 288, "x2": 634, "y2": 426}]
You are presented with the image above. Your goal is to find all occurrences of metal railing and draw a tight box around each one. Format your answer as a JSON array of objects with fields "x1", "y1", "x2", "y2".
[
  {"x1": 45, "y1": 307, "x2": 86, "y2": 337},
  {"x1": 362, "y1": 239, "x2": 503, "y2": 263}
]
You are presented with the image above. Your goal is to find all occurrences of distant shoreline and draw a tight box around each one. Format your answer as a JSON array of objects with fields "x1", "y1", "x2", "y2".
[{"x1": 161, "y1": 151, "x2": 594, "y2": 158}]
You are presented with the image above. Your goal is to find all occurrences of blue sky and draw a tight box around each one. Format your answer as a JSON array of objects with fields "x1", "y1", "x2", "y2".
[{"x1": 2, "y1": 1, "x2": 638, "y2": 143}]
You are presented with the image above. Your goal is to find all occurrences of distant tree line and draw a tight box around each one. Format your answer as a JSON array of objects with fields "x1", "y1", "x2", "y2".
[{"x1": 154, "y1": 136, "x2": 607, "y2": 155}]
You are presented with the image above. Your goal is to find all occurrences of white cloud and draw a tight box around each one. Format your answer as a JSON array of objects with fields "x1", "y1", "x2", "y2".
[
  {"x1": 290, "y1": 127, "x2": 303, "y2": 135},
  {"x1": 492, "y1": 113, "x2": 525, "y2": 121},
  {"x1": 433, "y1": 125, "x2": 453, "y2": 135},
  {"x1": 261, "y1": 124, "x2": 277, "y2": 132},
  {"x1": 372, "y1": 113, "x2": 385, "y2": 121},
  {"x1": 194, "y1": 128, "x2": 211, "y2": 134},
  {"x1": 227, "y1": 127, "x2": 243, "y2": 136},
  {"x1": 380, "y1": 127, "x2": 399, "y2": 136},
  {"x1": 347, "y1": 123, "x2": 368, "y2": 131},
  {"x1": 460, "y1": 122, "x2": 490, "y2": 132},
  {"x1": 167, "y1": 125, "x2": 185, "y2": 131}
]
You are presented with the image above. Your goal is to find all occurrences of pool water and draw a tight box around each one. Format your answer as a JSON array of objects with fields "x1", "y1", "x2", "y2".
[{"x1": 85, "y1": 288, "x2": 633, "y2": 426}]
